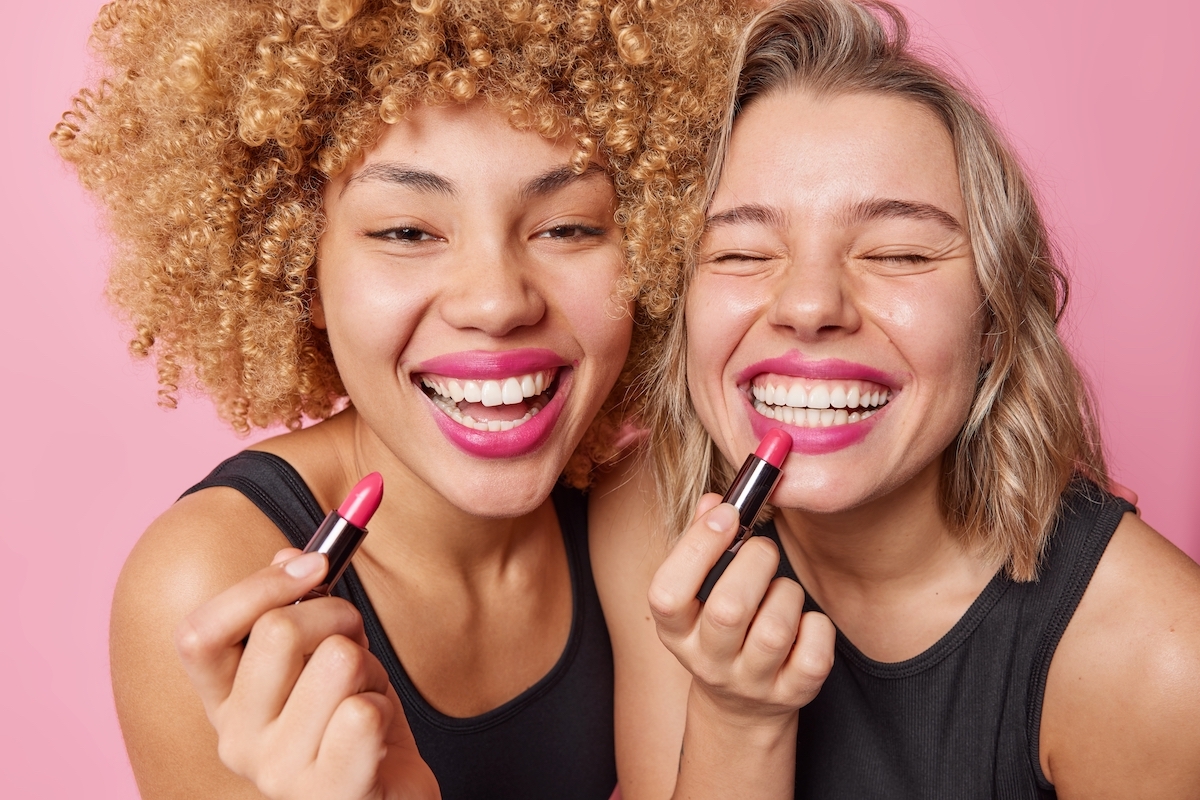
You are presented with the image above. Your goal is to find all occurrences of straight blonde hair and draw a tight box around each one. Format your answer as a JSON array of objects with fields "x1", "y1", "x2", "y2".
[{"x1": 647, "y1": 0, "x2": 1108, "y2": 581}]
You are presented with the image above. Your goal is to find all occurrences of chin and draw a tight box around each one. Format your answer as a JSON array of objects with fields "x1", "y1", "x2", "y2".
[{"x1": 436, "y1": 458, "x2": 565, "y2": 519}]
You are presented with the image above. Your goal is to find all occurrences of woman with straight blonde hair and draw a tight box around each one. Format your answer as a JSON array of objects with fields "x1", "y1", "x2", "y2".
[{"x1": 590, "y1": 1, "x2": 1200, "y2": 796}]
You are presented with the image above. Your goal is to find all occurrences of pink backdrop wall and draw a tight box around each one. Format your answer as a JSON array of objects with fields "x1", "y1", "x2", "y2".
[{"x1": 2, "y1": 1, "x2": 1196, "y2": 795}]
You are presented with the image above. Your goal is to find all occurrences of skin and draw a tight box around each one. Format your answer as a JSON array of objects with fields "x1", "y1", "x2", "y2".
[
  {"x1": 111, "y1": 99, "x2": 631, "y2": 800},
  {"x1": 592, "y1": 88, "x2": 1200, "y2": 798}
]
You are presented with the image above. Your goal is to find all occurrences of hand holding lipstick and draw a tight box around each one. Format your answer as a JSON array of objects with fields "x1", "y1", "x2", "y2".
[
  {"x1": 174, "y1": 473, "x2": 440, "y2": 800},
  {"x1": 175, "y1": 548, "x2": 439, "y2": 800},
  {"x1": 649, "y1": 495, "x2": 835, "y2": 720},
  {"x1": 647, "y1": 437, "x2": 835, "y2": 798}
]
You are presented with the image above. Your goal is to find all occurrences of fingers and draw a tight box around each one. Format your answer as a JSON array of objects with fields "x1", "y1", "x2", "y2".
[
  {"x1": 779, "y1": 610, "x2": 836, "y2": 704},
  {"x1": 316, "y1": 691, "x2": 394, "y2": 790},
  {"x1": 737, "y1": 574, "x2": 805, "y2": 679},
  {"x1": 281, "y1": 632, "x2": 392, "y2": 759},
  {"x1": 175, "y1": 551, "x2": 327, "y2": 715},
  {"x1": 270, "y1": 547, "x2": 304, "y2": 566},
  {"x1": 697, "y1": 536, "x2": 781, "y2": 664},
  {"x1": 649, "y1": 498, "x2": 739, "y2": 640},
  {"x1": 231, "y1": 597, "x2": 369, "y2": 728}
]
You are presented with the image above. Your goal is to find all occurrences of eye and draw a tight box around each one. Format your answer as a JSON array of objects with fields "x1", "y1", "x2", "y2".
[
  {"x1": 709, "y1": 252, "x2": 771, "y2": 263},
  {"x1": 865, "y1": 254, "x2": 931, "y2": 264},
  {"x1": 367, "y1": 226, "x2": 439, "y2": 242},
  {"x1": 537, "y1": 224, "x2": 606, "y2": 239}
]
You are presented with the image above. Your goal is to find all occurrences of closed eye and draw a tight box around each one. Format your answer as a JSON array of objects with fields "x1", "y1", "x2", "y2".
[
  {"x1": 864, "y1": 254, "x2": 931, "y2": 264},
  {"x1": 711, "y1": 252, "x2": 771, "y2": 262}
]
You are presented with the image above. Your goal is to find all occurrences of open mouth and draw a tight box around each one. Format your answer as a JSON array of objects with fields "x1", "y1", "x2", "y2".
[
  {"x1": 418, "y1": 369, "x2": 560, "y2": 432},
  {"x1": 749, "y1": 375, "x2": 891, "y2": 428}
]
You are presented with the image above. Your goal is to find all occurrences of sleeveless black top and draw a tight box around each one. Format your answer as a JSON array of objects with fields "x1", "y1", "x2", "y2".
[
  {"x1": 183, "y1": 451, "x2": 617, "y2": 800},
  {"x1": 756, "y1": 481, "x2": 1134, "y2": 799}
]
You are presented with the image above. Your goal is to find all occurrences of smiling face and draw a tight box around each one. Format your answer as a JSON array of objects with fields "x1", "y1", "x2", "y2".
[
  {"x1": 689, "y1": 88, "x2": 985, "y2": 513},
  {"x1": 314, "y1": 101, "x2": 631, "y2": 517}
]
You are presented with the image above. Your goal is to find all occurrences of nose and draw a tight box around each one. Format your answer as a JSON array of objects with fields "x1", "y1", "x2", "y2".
[
  {"x1": 767, "y1": 252, "x2": 861, "y2": 341},
  {"x1": 439, "y1": 242, "x2": 547, "y2": 337}
]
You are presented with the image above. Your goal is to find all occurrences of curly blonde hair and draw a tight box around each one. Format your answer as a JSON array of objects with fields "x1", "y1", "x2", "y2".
[
  {"x1": 649, "y1": 0, "x2": 1108, "y2": 580},
  {"x1": 53, "y1": 0, "x2": 743, "y2": 482}
]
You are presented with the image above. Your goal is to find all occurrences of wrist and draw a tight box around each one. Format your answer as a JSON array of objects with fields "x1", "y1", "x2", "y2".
[
  {"x1": 673, "y1": 682, "x2": 798, "y2": 799},
  {"x1": 685, "y1": 680, "x2": 799, "y2": 750}
]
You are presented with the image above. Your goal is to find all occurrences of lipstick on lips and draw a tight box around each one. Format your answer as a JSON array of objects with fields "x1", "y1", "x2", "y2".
[
  {"x1": 416, "y1": 348, "x2": 571, "y2": 460},
  {"x1": 696, "y1": 429, "x2": 792, "y2": 602},
  {"x1": 299, "y1": 471, "x2": 383, "y2": 600}
]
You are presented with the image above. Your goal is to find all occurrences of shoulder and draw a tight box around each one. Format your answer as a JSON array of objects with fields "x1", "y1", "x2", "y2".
[
  {"x1": 109, "y1": 466, "x2": 291, "y2": 797},
  {"x1": 1041, "y1": 511, "x2": 1200, "y2": 797},
  {"x1": 588, "y1": 447, "x2": 670, "y2": 590},
  {"x1": 588, "y1": 449, "x2": 692, "y2": 799}
]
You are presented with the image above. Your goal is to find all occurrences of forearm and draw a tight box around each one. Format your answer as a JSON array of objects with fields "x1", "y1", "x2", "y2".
[{"x1": 672, "y1": 684, "x2": 797, "y2": 800}]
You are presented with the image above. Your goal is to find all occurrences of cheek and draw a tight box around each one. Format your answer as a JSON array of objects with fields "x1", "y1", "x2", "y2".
[
  {"x1": 684, "y1": 274, "x2": 768, "y2": 412},
  {"x1": 320, "y1": 256, "x2": 431, "y2": 377},
  {"x1": 559, "y1": 259, "x2": 633, "y2": 367},
  {"x1": 864, "y1": 272, "x2": 983, "y2": 402}
]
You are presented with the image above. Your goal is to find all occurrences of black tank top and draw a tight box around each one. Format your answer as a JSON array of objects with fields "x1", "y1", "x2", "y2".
[
  {"x1": 183, "y1": 451, "x2": 617, "y2": 800},
  {"x1": 756, "y1": 480, "x2": 1134, "y2": 799}
]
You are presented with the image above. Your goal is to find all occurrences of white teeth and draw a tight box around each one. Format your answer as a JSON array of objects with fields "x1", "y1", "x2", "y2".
[
  {"x1": 422, "y1": 369, "x2": 556, "y2": 407},
  {"x1": 786, "y1": 384, "x2": 807, "y2": 407},
  {"x1": 751, "y1": 397, "x2": 881, "y2": 429},
  {"x1": 428, "y1": 391, "x2": 545, "y2": 432},
  {"x1": 420, "y1": 368, "x2": 558, "y2": 431},
  {"x1": 481, "y1": 381, "x2": 503, "y2": 407},
  {"x1": 749, "y1": 377, "x2": 892, "y2": 415},
  {"x1": 501, "y1": 377, "x2": 523, "y2": 405}
]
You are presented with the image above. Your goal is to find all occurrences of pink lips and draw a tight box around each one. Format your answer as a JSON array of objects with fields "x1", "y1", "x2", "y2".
[
  {"x1": 741, "y1": 350, "x2": 900, "y2": 456},
  {"x1": 416, "y1": 348, "x2": 564, "y2": 379},
  {"x1": 735, "y1": 351, "x2": 899, "y2": 386},
  {"x1": 416, "y1": 348, "x2": 573, "y2": 459}
]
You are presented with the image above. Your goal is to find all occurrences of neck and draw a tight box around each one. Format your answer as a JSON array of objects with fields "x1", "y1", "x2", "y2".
[
  {"x1": 333, "y1": 410, "x2": 559, "y2": 583},
  {"x1": 773, "y1": 459, "x2": 994, "y2": 611}
]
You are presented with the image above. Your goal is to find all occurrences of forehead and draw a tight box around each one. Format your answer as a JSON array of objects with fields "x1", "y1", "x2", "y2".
[
  {"x1": 714, "y1": 89, "x2": 962, "y2": 220},
  {"x1": 331, "y1": 100, "x2": 600, "y2": 196}
]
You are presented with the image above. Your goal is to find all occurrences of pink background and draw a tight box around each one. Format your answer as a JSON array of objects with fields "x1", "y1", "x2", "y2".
[{"x1": 2, "y1": 1, "x2": 1197, "y2": 795}]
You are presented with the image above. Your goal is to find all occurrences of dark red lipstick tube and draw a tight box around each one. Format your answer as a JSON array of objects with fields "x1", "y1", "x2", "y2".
[
  {"x1": 696, "y1": 429, "x2": 791, "y2": 602},
  {"x1": 300, "y1": 472, "x2": 383, "y2": 600}
]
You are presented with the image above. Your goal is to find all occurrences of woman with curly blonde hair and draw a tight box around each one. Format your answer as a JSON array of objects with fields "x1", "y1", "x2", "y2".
[
  {"x1": 589, "y1": 0, "x2": 1200, "y2": 796},
  {"x1": 53, "y1": 0, "x2": 740, "y2": 797}
]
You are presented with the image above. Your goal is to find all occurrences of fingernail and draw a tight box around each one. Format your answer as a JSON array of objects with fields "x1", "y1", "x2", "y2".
[
  {"x1": 705, "y1": 503, "x2": 739, "y2": 533},
  {"x1": 284, "y1": 552, "x2": 324, "y2": 579}
]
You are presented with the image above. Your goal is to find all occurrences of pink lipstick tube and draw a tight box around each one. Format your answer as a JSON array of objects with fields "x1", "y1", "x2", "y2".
[
  {"x1": 696, "y1": 429, "x2": 791, "y2": 602},
  {"x1": 300, "y1": 472, "x2": 383, "y2": 600}
]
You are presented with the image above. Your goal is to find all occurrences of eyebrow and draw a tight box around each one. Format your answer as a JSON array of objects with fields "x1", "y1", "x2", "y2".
[
  {"x1": 341, "y1": 163, "x2": 457, "y2": 198},
  {"x1": 517, "y1": 162, "x2": 608, "y2": 202},
  {"x1": 705, "y1": 204, "x2": 787, "y2": 231},
  {"x1": 843, "y1": 198, "x2": 962, "y2": 232}
]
